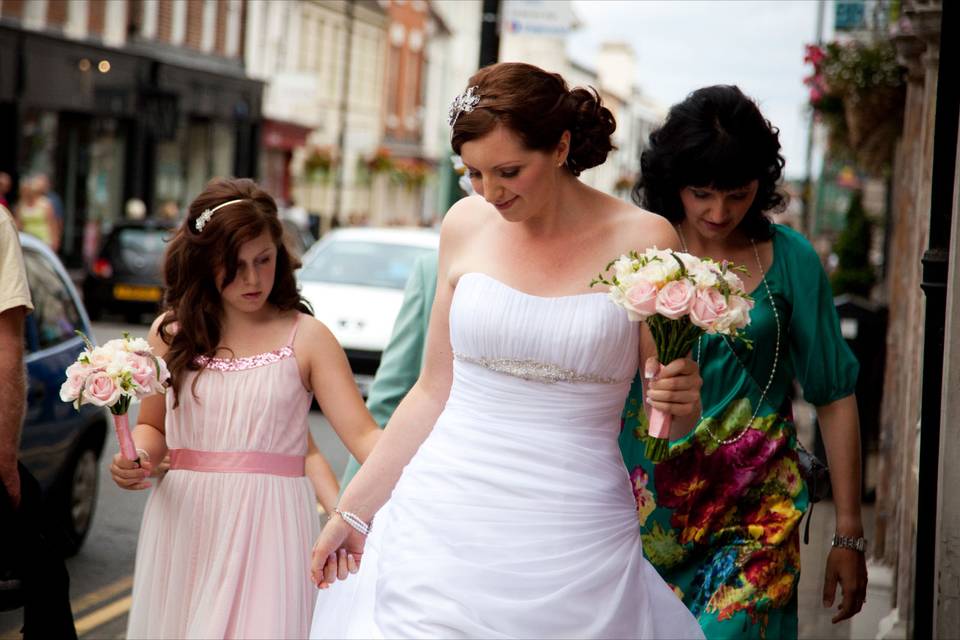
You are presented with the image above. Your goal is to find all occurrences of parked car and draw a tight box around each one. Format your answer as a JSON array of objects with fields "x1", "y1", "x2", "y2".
[
  {"x1": 19, "y1": 233, "x2": 107, "y2": 556},
  {"x1": 297, "y1": 227, "x2": 439, "y2": 395},
  {"x1": 82, "y1": 219, "x2": 174, "y2": 323}
]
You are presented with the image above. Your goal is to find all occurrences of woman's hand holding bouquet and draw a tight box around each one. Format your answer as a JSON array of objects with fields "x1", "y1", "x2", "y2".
[{"x1": 593, "y1": 248, "x2": 753, "y2": 461}]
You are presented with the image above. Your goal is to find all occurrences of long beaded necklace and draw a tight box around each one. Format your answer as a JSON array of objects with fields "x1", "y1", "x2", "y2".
[{"x1": 677, "y1": 225, "x2": 781, "y2": 446}]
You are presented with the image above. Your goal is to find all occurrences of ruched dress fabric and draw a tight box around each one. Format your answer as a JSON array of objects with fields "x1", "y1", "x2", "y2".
[
  {"x1": 310, "y1": 273, "x2": 703, "y2": 639},
  {"x1": 127, "y1": 317, "x2": 320, "y2": 639}
]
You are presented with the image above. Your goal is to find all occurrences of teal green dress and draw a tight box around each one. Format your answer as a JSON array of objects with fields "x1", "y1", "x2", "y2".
[{"x1": 620, "y1": 224, "x2": 859, "y2": 639}]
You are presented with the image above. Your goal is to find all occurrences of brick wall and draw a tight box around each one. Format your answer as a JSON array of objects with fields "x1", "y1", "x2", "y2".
[
  {"x1": 127, "y1": 0, "x2": 143, "y2": 36},
  {"x1": 47, "y1": 0, "x2": 68, "y2": 27},
  {"x1": 1, "y1": 0, "x2": 25, "y2": 20},
  {"x1": 185, "y1": 0, "x2": 202, "y2": 48},
  {"x1": 88, "y1": 0, "x2": 106, "y2": 36},
  {"x1": 157, "y1": 0, "x2": 172, "y2": 42},
  {"x1": 214, "y1": 0, "x2": 227, "y2": 55}
]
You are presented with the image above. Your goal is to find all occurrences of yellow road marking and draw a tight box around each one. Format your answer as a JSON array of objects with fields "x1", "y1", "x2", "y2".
[
  {"x1": 71, "y1": 575, "x2": 133, "y2": 616},
  {"x1": 74, "y1": 594, "x2": 132, "y2": 636},
  {"x1": 0, "y1": 575, "x2": 135, "y2": 639}
]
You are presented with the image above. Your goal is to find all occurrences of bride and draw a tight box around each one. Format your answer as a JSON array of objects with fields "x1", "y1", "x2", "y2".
[{"x1": 309, "y1": 62, "x2": 705, "y2": 639}]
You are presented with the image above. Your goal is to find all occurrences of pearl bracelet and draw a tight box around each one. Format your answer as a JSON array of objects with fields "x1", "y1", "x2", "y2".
[{"x1": 334, "y1": 508, "x2": 371, "y2": 537}]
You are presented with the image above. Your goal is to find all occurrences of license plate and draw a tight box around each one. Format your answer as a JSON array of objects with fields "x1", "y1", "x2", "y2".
[{"x1": 113, "y1": 284, "x2": 162, "y2": 302}]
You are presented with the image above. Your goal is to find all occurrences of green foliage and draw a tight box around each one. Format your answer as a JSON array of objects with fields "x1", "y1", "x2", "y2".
[{"x1": 830, "y1": 191, "x2": 876, "y2": 297}]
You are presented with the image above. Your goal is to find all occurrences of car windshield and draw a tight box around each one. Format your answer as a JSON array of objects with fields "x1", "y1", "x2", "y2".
[
  {"x1": 300, "y1": 240, "x2": 435, "y2": 289},
  {"x1": 117, "y1": 228, "x2": 168, "y2": 254}
]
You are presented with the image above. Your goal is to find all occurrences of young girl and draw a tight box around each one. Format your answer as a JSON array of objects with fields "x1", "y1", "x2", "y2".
[{"x1": 110, "y1": 177, "x2": 380, "y2": 638}]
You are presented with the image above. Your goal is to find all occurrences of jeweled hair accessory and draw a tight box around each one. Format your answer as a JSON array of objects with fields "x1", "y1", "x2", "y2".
[
  {"x1": 448, "y1": 85, "x2": 481, "y2": 126},
  {"x1": 195, "y1": 198, "x2": 248, "y2": 232}
]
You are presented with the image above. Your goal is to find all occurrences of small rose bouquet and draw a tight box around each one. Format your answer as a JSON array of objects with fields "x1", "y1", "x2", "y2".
[
  {"x1": 592, "y1": 248, "x2": 754, "y2": 461},
  {"x1": 60, "y1": 332, "x2": 170, "y2": 465}
]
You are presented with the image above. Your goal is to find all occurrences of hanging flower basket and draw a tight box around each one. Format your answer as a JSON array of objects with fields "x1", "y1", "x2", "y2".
[
  {"x1": 804, "y1": 40, "x2": 905, "y2": 175},
  {"x1": 303, "y1": 146, "x2": 338, "y2": 182}
]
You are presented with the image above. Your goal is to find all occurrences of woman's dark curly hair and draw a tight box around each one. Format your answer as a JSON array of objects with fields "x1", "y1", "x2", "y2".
[
  {"x1": 451, "y1": 62, "x2": 617, "y2": 176},
  {"x1": 634, "y1": 85, "x2": 787, "y2": 240},
  {"x1": 159, "y1": 177, "x2": 312, "y2": 406}
]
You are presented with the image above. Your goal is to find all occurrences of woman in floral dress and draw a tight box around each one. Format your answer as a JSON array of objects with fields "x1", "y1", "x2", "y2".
[{"x1": 621, "y1": 85, "x2": 869, "y2": 638}]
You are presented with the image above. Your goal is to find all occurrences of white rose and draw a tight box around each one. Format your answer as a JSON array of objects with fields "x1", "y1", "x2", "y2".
[
  {"x1": 688, "y1": 263, "x2": 720, "y2": 289},
  {"x1": 613, "y1": 256, "x2": 637, "y2": 283}
]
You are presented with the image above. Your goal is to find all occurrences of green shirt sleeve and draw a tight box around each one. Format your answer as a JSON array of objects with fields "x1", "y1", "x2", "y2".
[{"x1": 779, "y1": 226, "x2": 859, "y2": 406}]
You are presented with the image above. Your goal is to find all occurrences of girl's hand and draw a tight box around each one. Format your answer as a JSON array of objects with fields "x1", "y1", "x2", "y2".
[
  {"x1": 644, "y1": 356, "x2": 702, "y2": 417},
  {"x1": 151, "y1": 452, "x2": 171, "y2": 479},
  {"x1": 109, "y1": 452, "x2": 153, "y2": 490},
  {"x1": 310, "y1": 515, "x2": 366, "y2": 588},
  {"x1": 823, "y1": 546, "x2": 868, "y2": 623}
]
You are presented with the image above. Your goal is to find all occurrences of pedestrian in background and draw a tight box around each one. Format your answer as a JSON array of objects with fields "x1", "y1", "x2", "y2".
[
  {"x1": 13, "y1": 178, "x2": 59, "y2": 253},
  {"x1": 109, "y1": 178, "x2": 381, "y2": 638},
  {"x1": 32, "y1": 174, "x2": 64, "y2": 242},
  {"x1": 621, "y1": 84, "x2": 868, "y2": 638},
  {"x1": 0, "y1": 204, "x2": 77, "y2": 639}
]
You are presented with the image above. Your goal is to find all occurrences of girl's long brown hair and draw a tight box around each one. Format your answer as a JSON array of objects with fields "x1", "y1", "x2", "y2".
[{"x1": 159, "y1": 177, "x2": 312, "y2": 406}]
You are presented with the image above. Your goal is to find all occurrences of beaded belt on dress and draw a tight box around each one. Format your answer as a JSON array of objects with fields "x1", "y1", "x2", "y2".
[{"x1": 169, "y1": 449, "x2": 305, "y2": 477}]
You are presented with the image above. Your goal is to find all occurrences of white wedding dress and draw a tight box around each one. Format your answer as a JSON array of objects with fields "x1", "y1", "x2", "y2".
[{"x1": 310, "y1": 272, "x2": 703, "y2": 639}]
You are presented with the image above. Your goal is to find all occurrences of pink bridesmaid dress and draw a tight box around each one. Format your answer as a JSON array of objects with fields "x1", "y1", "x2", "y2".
[{"x1": 127, "y1": 315, "x2": 319, "y2": 639}]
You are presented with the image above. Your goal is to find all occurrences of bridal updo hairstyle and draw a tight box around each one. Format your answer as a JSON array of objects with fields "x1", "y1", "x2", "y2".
[
  {"x1": 634, "y1": 85, "x2": 787, "y2": 240},
  {"x1": 451, "y1": 62, "x2": 616, "y2": 177},
  {"x1": 160, "y1": 177, "x2": 312, "y2": 405}
]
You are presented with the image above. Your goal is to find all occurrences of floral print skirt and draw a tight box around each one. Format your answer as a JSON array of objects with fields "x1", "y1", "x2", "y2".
[{"x1": 621, "y1": 388, "x2": 807, "y2": 640}]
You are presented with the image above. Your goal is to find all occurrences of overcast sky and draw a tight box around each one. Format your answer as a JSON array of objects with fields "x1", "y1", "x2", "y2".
[{"x1": 567, "y1": 0, "x2": 835, "y2": 180}]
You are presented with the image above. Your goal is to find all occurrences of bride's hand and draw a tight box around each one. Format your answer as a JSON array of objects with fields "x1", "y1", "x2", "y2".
[
  {"x1": 310, "y1": 516, "x2": 366, "y2": 588},
  {"x1": 644, "y1": 356, "x2": 702, "y2": 417}
]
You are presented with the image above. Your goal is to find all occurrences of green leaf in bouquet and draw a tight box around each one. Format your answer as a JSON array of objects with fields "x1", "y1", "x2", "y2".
[{"x1": 74, "y1": 330, "x2": 95, "y2": 352}]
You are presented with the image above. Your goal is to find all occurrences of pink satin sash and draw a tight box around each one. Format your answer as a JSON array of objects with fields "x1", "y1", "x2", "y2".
[{"x1": 169, "y1": 449, "x2": 305, "y2": 477}]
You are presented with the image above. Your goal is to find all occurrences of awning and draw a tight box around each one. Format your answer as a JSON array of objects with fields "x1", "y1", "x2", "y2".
[{"x1": 262, "y1": 119, "x2": 312, "y2": 151}]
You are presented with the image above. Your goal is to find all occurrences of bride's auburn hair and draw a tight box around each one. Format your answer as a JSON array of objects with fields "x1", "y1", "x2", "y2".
[
  {"x1": 451, "y1": 62, "x2": 616, "y2": 176},
  {"x1": 159, "y1": 177, "x2": 311, "y2": 406}
]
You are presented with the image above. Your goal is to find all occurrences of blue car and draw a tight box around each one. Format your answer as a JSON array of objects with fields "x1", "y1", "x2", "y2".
[{"x1": 18, "y1": 233, "x2": 107, "y2": 556}]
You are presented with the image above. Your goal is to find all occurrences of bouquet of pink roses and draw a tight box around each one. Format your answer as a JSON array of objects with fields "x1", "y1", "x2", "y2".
[
  {"x1": 60, "y1": 332, "x2": 170, "y2": 465},
  {"x1": 592, "y1": 248, "x2": 754, "y2": 461}
]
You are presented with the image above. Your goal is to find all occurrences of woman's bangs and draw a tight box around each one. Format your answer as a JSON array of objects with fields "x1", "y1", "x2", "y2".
[{"x1": 684, "y1": 137, "x2": 759, "y2": 191}]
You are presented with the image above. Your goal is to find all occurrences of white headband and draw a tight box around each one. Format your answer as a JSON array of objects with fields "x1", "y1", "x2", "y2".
[{"x1": 195, "y1": 199, "x2": 248, "y2": 232}]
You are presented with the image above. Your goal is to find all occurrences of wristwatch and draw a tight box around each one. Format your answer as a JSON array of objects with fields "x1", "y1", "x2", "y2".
[{"x1": 831, "y1": 534, "x2": 867, "y2": 553}]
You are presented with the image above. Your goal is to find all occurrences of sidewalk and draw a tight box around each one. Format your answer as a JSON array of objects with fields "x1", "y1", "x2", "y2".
[
  {"x1": 798, "y1": 499, "x2": 897, "y2": 639},
  {"x1": 794, "y1": 400, "x2": 897, "y2": 640}
]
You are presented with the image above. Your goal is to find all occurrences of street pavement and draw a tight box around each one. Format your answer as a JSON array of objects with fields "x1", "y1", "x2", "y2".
[{"x1": 0, "y1": 320, "x2": 889, "y2": 639}]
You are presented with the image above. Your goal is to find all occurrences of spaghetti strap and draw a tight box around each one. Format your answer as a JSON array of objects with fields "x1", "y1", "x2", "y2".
[{"x1": 285, "y1": 313, "x2": 302, "y2": 347}]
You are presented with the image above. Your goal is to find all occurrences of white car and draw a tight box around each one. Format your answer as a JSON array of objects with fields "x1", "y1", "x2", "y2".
[{"x1": 297, "y1": 227, "x2": 439, "y2": 395}]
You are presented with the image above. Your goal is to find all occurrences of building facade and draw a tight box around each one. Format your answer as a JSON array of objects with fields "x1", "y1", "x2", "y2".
[
  {"x1": 245, "y1": 0, "x2": 388, "y2": 226},
  {"x1": 0, "y1": 0, "x2": 262, "y2": 267}
]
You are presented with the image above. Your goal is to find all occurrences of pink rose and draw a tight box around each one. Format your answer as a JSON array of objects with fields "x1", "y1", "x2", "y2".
[
  {"x1": 625, "y1": 281, "x2": 659, "y2": 320},
  {"x1": 655, "y1": 279, "x2": 696, "y2": 320},
  {"x1": 689, "y1": 287, "x2": 728, "y2": 331},
  {"x1": 83, "y1": 371, "x2": 122, "y2": 407},
  {"x1": 59, "y1": 362, "x2": 92, "y2": 402},
  {"x1": 129, "y1": 354, "x2": 159, "y2": 396}
]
